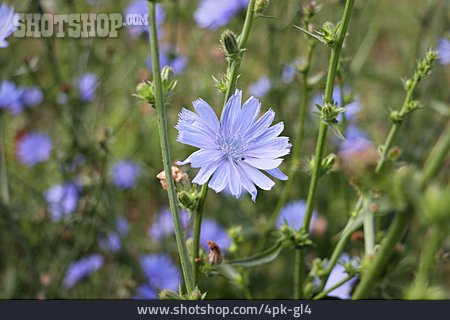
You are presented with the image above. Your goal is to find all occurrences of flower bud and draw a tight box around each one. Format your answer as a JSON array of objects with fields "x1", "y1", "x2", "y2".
[
  {"x1": 135, "y1": 81, "x2": 155, "y2": 106},
  {"x1": 208, "y1": 240, "x2": 223, "y2": 265},
  {"x1": 156, "y1": 166, "x2": 187, "y2": 190},
  {"x1": 220, "y1": 30, "x2": 240, "y2": 60},
  {"x1": 159, "y1": 290, "x2": 181, "y2": 300}
]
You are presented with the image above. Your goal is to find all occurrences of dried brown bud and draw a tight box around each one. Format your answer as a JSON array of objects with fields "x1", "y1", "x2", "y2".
[
  {"x1": 208, "y1": 240, "x2": 223, "y2": 265},
  {"x1": 351, "y1": 230, "x2": 364, "y2": 243},
  {"x1": 156, "y1": 166, "x2": 187, "y2": 190}
]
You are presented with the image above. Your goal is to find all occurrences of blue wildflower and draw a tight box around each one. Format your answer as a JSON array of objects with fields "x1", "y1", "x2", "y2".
[
  {"x1": 149, "y1": 208, "x2": 190, "y2": 241},
  {"x1": 117, "y1": 216, "x2": 129, "y2": 235},
  {"x1": 133, "y1": 285, "x2": 157, "y2": 299},
  {"x1": 194, "y1": 0, "x2": 248, "y2": 30},
  {"x1": 323, "y1": 253, "x2": 358, "y2": 299},
  {"x1": 140, "y1": 254, "x2": 181, "y2": 292},
  {"x1": 111, "y1": 160, "x2": 141, "y2": 189},
  {"x1": 98, "y1": 216, "x2": 129, "y2": 252},
  {"x1": 281, "y1": 60, "x2": 302, "y2": 84},
  {"x1": 276, "y1": 200, "x2": 317, "y2": 231},
  {"x1": 437, "y1": 37, "x2": 450, "y2": 65},
  {"x1": 0, "y1": 80, "x2": 22, "y2": 111},
  {"x1": 16, "y1": 132, "x2": 53, "y2": 166},
  {"x1": 44, "y1": 183, "x2": 79, "y2": 221},
  {"x1": 0, "y1": 3, "x2": 18, "y2": 48},
  {"x1": 78, "y1": 73, "x2": 98, "y2": 102},
  {"x1": 249, "y1": 76, "x2": 271, "y2": 98},
  {"x1": 22, "y1": 86, "x2": 43, "y2": 108},
  {"x1": 147, "y1": 46, "x2": 187, "y2": 75},
  {"x1": 339, "y1": 126, "x2": 374, "y2": 156},
  {"x1": 199, "y1": 219, "x2": 231, "y2": 250},
  {"x1": 124, "y1": 0, "x2": 165, "y2": 39},
  {"x1": 63, "y1": 254, "x2": 104, "y2": 289},
  {"x1": 176, "y1": 90, "x2": 291, "y2": 201}
]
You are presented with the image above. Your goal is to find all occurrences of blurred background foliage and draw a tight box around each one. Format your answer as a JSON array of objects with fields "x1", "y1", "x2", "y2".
[{"x1": 0, "y1": 0, "x2": 448, "y2": 299}]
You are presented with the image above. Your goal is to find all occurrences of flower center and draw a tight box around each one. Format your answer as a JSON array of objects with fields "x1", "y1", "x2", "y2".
[{"x1": 216, "y1": 134, "x2": 247, "y2": 162}]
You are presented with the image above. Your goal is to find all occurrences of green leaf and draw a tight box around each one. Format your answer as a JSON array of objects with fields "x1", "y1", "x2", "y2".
[
  {"x1": 294, "y1": 25, "x2": 329, "y2": 46},
  {"x1": 224, "y1": 241, "x2": 284, "y2": 268}
]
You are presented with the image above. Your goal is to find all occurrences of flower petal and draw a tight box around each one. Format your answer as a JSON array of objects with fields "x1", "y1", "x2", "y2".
[
  {"x1": 208, "y1": 160, "x2": 229, "y2": 193},
  {"x1": 177, "y1": 149, "x2": 223, "y2": 168},
  {"x1": 265, "y1": 168, "x2": 288, "y2": 181},
  {"x1": 236, "y1": 164, "x2": 258, "y2": 201},
  {"x1": 239, "y1": 162, "x2": 275, "y2": 191},
  {"x1": 234, "y1": 96, "x2": 261, "y2": 134},
  {"x1": 244, "y1": 157, "x2": 283, "y2": 170},
  {"x1": 228, "y1": 161, "x2": 242, "y2": 198},
  {"x1": 192, "y1": 99, "x2": 220, "y2": 132},
  {"x1": 220, "y1": 90, "x2": 242, "y2": 135},
  {"x1": 192, "y1": 160, "x2": 221, "y2": 185}
]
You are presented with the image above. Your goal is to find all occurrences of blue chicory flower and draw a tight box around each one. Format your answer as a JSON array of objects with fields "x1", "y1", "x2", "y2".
[
  {"x1": 147, "y1": 46, "x2": 187, "y2": 74},
  {"x1": 199, "y1": 219, "x2": 231, "y2": 250},
  {"x1": 338, "y1": 126, "x2": 374, "y2": 156},
  {"x1": 176, "y1": 90, "x2": 291, "y2": 201},
  {"x1": 133, "y1": 285, "x2": 157, "y2": 299},
  {"x1": 117, "y1": 216, "x2": 129, "y2": 236},
  {"x1": 194, "y1": 0, "x2": 248, "y2": 30},
  {"x1": 0, "y1": 3, "x2": 18, "y2": 48},
  {"x1": 98, "y1": 216, "x2": 129, "y2": 252},
  {"x1": 21, "y1": 86, "x2": 43, "y2": 108},
  {"x1": 124, "y1": 0, "x2": 165, "y2": 39},
  {"x1": 437, "y1": 37, "x2": 450, "y2": 65},
  {"x1": 16, "y1": 132, "x2": 53, "y2": 166},
  {"x1": 323, "y1": 253, "x2": 358, "y2": 299},
  {"x1": 248, "y1": 76, "x2": 271, "y2": 98},
  {"x1": 63, "y1": 254, "x2": 104, "y2": 289},
  {"x1": 78, "y1": 73, "x2": 98, "y2": 102},
  {"x1": 0, "y1": 80, "x2": 23, "y2": 112},
  {"x1": 140, "y1": 254, "x2": 181, "y2": 292},
  {"x1": 111, "y1": 160, "x2": 141, "y2": 189},
  {"x1": 276, "y1": 200, "x2": 317, "y2": 231},
  {"x1": 44, "y1": 183, "x2": 79, "y2": 221},
  {"x1": 149, "y1": 208, "x2": 190, "y2": 241}
]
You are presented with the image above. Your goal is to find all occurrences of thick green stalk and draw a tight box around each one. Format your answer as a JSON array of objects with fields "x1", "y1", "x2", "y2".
[
  {"x1": 224, "y1": 0, "x2": 257, "y2": 103},
  {"x1": 192, "y1": 184, "x2": 208, "y2": 284},
  {"x1": 352, "y1": 209, "x2": 411, "y2": 299},
  {"x1": 295, "y1": 0, "x2": 355, "y2": 299},
  {"x1": 148, "y1": 2, "x2": 194, "y2": 294}
]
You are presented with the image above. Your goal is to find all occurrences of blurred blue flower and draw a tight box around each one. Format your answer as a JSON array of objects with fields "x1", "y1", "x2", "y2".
[
  {"x1": 311, "y1": 87, "x2": 360, "y2": 122},
  {"x1": 249, "y1": 76, "x2": 271, "y2": 98},
  {"x1": 22, "y1": 86, "x2": 43, "y2": 108},
  {"x1": 140, "y1": 254, "x2": 181, "y2": 292},
  {"x1": 323, "y1": 253, "x2": 358, "y2": 299},
  {"x1": 117, "y1": 216, "x2": 129, "y2": 235},
  {"x1": 149, "y1": 208, "x2": 190, "y2": 241},
  {"x1": 78, "y1": 73, "x2": 98, "y2": 102},
  {"x1": 147, "y1": 46, "x2": 187, "y2": 74},
  {"x1": 0, "y1": 80, "x2": 22, "y2": 111},
  {"x1": 63, "y1": 254, "x2": 104, "y2": 289},
  {"x1": 57, "y1": 92, "x2": 69, "y2": 105},
  {"x1": 0, "y1": 3, "x2": 18, "y2": 48},
  {"x1": 133, "y1": 285, "x2": 157, "y2": 299},
  {"x1": 124, "y1": 0, "x2": 165, "y2": 39},
  {"x1": 281, "y1": 60, "x2": 301, "y2": 84},
  {"x1": 276, "y1": 200, "x2": 317, "y2": 231},
  {"x1": 98, "y1": 216, "x2": 129, "y2": 252},
  {"x1": 194, "y1": 0, "x2": 248, "y2": 30},
  {"x1": 339, "y1": 126, "x2": 373, "y2": 156},
  {"x1": 437, "y1": 37, "x2": 450, "y2": 65},
  {"x1": 44, "y1": 183, "x2": 79, "y2": 221},
  {"x1": 199, "y1": 219, "x2": 231, "y2": 250},
  {"x1": 176, "y1": 90, "x2": 291, "y2": 201},
  {"x1": 111, "y1": 160, "x2": 141, "y2": 189},
  {"x1": 16, "y1": 132, "x2": 53, "y2": 166}
]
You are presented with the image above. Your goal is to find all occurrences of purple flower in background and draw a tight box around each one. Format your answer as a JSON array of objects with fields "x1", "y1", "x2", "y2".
[
  {"x1": 44, "y1": 183, "x2": 79, "y2": 221},
  {"x1": 117, "y1": 216, "x2": 129, "y2": 235},
  {"x1": 0, "y1": 81, "x2": 22, "y2": 112},
  {"x1": 140, "y1": 254, "x2": 181, "y2": 292},
  {"x1": 134, "y1": 285, "x2": 157, "y2": 299},
  {"x1": 177, "y1": 90, "x2": 291, "y2": 201},
  {"x1": 22, "y1": 86, "x2": 43, "y2": 108},
  {"x1": 339, "y1": 126, "x2": 374, "y2": 156},
  {"x1": 16, "y1": 132, "x2": 53, "y2": 166},
  {"x1": 0, "y1": 3, "x2": 19, "y2": 48},
  {"x1": 98, "y1": 233, "x2": 121, "y2": 252},
  {"x1": 124, "y1": 0, "x2": 165, "y2": 39},
  {"x1": 63, "y1": 254, "x2": 104, "y2": 289},
  {"x1": 57, "y1": 92, "x2": 69, "y2": 105},
  {"x1": 199, "y1": 219, "x2": 231, "y2": 250},
  {"x1": 78, "y1": 73, "x2": 98, "y2": 102},
  {"x1": 281, "y1": 60, "x2": 302, "y2": 84},
  {"x1": 111, "y1": 160, "x2": 141, "y2": 189},
  {"x1": 149, "y1": 208, "x2": 190, "y2": 240},
  {"x1": 323, "y1": 254, "x2": 358, "y2": 299},
  {"x1": 147, "y1": 46, "x2": 187, "y2": 74},
  {"x1": 249, "y1": 76, "x2": 271, "y2": 98},
  {"x1": 276, "y1": 200, "x2": 317, "y2": 231},
  {"x1": 194, "y1": 0, "x2": 248, "y2": 30},
  {"x1": 437, "y1": 37, "x2": 450, "y2": 65}
]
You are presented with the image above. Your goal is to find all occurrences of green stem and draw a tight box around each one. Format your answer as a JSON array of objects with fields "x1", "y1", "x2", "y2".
[
  {"x1": 294, "y1": 250, "x2": 305, "y2": 299},
  {"x1": 224, "y1": 0, "x2": 257, "y2": 104},
  {"x1": 352, "y1": 209, "x2": 411, "y2": 299},
  {"x1": 313, "y1": 274, "x2": 355, "y2": 300},
  {"x1": 193, "y1": 184, "x2": 208, "y2": 284},
  {"x1": 409, "y1": 227, "x2": 445, "y2": 295},
  {"x1": 0, "y1": 113, "x2": 10, "y2": 205},
  {"x1": 295, "y1": 0, "x2": 355, "y2": 299},
  {"x1": 148, "y1": 2, "x2": 194, "y2": 294}
]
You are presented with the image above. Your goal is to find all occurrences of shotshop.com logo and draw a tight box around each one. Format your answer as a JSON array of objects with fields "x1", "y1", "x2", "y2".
[{"x1": 13, "y1": 13, "x2": 149, "y2": 38}]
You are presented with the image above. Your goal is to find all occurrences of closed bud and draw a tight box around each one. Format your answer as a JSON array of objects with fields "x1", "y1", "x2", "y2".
[
  {"x1": 255, "y1": 0, "x2": 273, "y2": 15},
  {"x1": 135, "y1": 81, "x2": 155, "y2": 106},
  {"x1": 220, "y1": 30, "x2": 240, "y2": 60},
  {"x1": 177, "y1": 190, "x2": 198, "y2": 211},
  {"x1": 159, "y1": 290, "x2": 181, "y2": 300}
]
